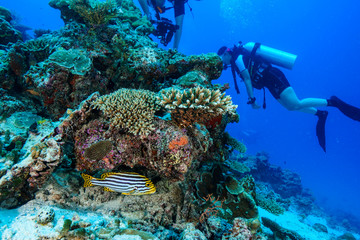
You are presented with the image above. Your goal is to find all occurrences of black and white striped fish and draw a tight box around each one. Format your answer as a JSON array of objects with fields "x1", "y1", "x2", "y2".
[{"x1": 81, "y1": 172, "x2": 156, "y2": 195}]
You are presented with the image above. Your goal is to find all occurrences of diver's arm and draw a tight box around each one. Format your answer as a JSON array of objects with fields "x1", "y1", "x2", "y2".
[
  {"x1": 138, "y1": 0, "x2": 152, "y2": 19},
  {"x1": 239, "y1": 68, "x2": 261, "y2": 109}
]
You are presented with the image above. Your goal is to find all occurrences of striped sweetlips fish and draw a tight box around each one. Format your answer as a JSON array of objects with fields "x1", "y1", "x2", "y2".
[{"x1": 81, "y1": 172, "x2": 156, "y2": 195}]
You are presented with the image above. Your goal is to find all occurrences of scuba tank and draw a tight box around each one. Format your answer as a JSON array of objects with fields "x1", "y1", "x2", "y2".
[{"x1": 242, "y1": 42, "x2": 297, "y2": 70}]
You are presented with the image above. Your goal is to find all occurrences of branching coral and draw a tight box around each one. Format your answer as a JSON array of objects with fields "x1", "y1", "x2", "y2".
[
  {"x1": 70, "y1": 0, "x2": 119, "y2": 26},
  {"x1": 91, "y1": 88, "x2": 160, "y2": 136},
  {"x1": 199, "y1": 194, "x2": 224, "y2": 224},
  {"x1": 159, "y1": 87, "x2": 237, "y2": 127}
]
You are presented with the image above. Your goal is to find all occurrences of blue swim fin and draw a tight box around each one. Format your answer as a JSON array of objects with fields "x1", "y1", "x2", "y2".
[
  {"x1": 315, "y1": 110, "x2": 328, "y2": 152},
  {"x1": 328, "y1": 96, "x2": 360, "y2": 122}
]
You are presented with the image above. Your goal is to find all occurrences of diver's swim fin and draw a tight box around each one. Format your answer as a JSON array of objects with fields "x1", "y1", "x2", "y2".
[
  {"x1": 315, "y1": 110, "x2": 328, "y2": 152},
  {"x1": 328, "y1": 96, "x2": 360, "y2": 122}
]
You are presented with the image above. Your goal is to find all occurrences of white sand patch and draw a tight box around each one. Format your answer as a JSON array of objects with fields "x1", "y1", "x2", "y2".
[
  {"x1": 0, "y1": 201, "x2": 127, "y2": 240},
  {"x1": 259, "y1": 207, "x2": 360, "y2": 240}
]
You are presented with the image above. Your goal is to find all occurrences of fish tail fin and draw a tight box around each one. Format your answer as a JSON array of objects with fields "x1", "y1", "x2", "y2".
[
  {"x1": 81, "y1": 173, "x2": 95, "y2": 187},
  {"x1": 103, "y1": 187, "x2": 115, "y2": 192}
]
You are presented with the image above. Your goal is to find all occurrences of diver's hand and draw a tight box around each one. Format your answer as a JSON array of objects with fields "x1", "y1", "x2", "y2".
[{"x1": 251, "y1": 102, "x2": 261, "y2": 109}]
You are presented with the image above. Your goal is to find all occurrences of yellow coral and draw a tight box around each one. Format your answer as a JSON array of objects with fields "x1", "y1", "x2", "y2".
[{"x1": 92, "y1": 88, "x2": 160, "y2": 136}]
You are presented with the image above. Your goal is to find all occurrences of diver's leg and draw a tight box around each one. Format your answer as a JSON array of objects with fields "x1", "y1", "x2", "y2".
[
  {"x1": 173, "y1": 14, "x2": 184, "y2": 49},
  {"x1": 278, "y1": 87, "x2": 328, "y2": 152},
  {"x1": 173, "y1": 0, "x2": 185, "y2": 49},
  {"x1": 278, "y1": 87, "x2": 326, "y2": 114}
]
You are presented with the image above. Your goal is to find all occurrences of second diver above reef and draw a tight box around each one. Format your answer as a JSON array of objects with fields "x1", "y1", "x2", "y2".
[
  {"x1": 137, "y1": 0, "x2": 186, "y2": 49},
  {"x1": 218, "y1": 42, "x2": 360, "y2": 152}
]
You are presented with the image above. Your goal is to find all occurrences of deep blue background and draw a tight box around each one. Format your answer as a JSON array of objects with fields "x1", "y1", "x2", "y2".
[{"x1": 1, "y1": 0, "x2": 359, "y2": 224}]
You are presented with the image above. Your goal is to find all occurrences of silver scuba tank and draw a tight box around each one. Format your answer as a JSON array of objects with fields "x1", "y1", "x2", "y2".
[{"x1": 242, "y1": 42, "x2": 297, "y2": 70}]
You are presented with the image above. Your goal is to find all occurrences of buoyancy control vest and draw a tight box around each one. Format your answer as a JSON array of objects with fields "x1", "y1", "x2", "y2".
[{"x1": 230, "y1": 42, "x2": 270, "y2": 92}]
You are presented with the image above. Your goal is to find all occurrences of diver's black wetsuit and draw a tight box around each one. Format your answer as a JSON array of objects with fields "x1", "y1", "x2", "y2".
[
  {"x1": 173, "y1": 0, "x2": 185, "y2": 17},
  {"x1": 233, "y1": 49, "x2": 290, "y2": 99},
  {"x1": 260, "y1": 67, "x2": 290, "y2": 99}
]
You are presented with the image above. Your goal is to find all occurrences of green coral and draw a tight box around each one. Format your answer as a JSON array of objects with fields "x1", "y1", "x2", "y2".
[
  {"x1": 22, "y1": 38, "x2": 54, "y2": 63},
  {"x1": 224, "y1": 132, "x2": 246, "y2": 153},
  {"x1": 256, "y1": 194, "x2": 285, "y2": 215},
  {"x1": 225, "y1": 176, "x2": 244, "y2": 195},
  {"x1": 92, "y1": 88, "x2": 160, "y2": 136},
  {"x1": 0, "y1": 6, "x2": 13, "y2": 22},
  {"x1": 48, "y1": 48, "x2": 92, "y2": 75}
]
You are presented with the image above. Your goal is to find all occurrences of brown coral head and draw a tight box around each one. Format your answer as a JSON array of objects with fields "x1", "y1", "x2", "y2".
[
  {"x1": 84, "y1": 140, "x2": 113, "y2": 160},
  {"x1": 225, "y1": 176, "x2": 244, "y2": 195}
]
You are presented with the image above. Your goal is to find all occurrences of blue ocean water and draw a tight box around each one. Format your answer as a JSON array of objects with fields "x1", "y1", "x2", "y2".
[{"x1": 1, "y1": 0, "x2": 359, "y2": 228}]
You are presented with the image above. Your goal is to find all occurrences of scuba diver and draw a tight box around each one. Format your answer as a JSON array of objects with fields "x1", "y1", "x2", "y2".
[
  {"x1": 138, "y1": 0, "x2": 185, "y2": 49},
  {"x1": 217, "y1": 42, "x2": 360, "y2": 152}
]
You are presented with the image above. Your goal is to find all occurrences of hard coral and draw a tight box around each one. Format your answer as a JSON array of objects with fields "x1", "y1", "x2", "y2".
[
  {"x1": 159, "y1": 87, "x2": 237, "y2": 128},
  {"x1": 48, "y1": 48, "x2": 92, "y2": 76},
  {"x1": 92, "y1": 88, "x2": 160, "y2": 136},
  {"x1": 70, "y1": 0, "x2": 119, "y2": 26}
]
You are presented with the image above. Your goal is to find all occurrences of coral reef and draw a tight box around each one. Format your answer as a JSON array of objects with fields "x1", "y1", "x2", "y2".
[
  {"x1": 1, "y1": 0, "x2": 350, "y2": 239},
  {"x1": 237, "y1": 152, "x2": 303, "y2": 199},
  {"x1": 0, "y1": 136, "x2": 62, "y2": 208},
  {"x1": 0, "y1": 15, "x2": 22, "y2": 45}
]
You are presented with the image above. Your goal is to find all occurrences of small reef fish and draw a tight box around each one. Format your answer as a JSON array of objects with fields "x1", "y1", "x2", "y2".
[{"x1": 81, "y1": 172, "x2": 156, "y2": 195}]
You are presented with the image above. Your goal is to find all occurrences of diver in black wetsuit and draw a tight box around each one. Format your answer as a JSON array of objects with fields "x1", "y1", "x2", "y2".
[
  {"x1": 217, "y1": 43, "x2": 360, "y2": 152},
  {"x1": 138, "y1": 0, "x2": 185, "y2": 49}
]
